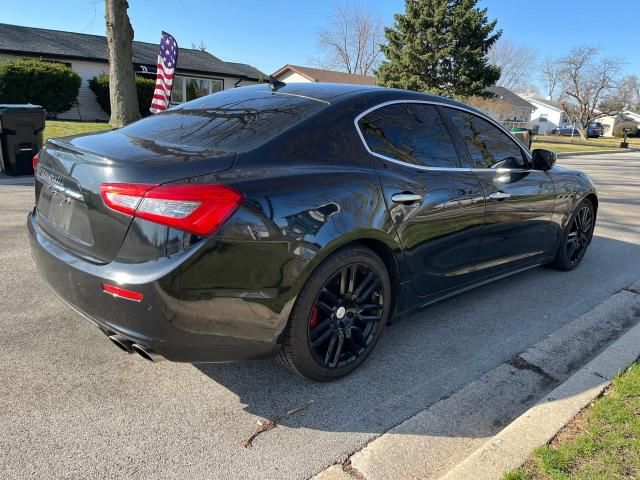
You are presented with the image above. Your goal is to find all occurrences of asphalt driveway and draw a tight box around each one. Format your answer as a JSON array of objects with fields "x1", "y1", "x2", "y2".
[{"x1": 1, "y1": 151, "x2": 639, "y2": 479}]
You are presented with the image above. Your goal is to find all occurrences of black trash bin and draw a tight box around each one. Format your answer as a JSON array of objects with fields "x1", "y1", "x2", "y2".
[{"x1": 0, "y1": 104, "x2": 46, "y2": 176}]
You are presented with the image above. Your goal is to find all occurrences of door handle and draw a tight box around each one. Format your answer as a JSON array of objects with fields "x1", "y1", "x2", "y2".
[
  {"x1": 391, "y1": 193, "x2": 422, "y2": 204},
  {"x1": 489, "y1": 191, "x2": 511, "y2": 200}
]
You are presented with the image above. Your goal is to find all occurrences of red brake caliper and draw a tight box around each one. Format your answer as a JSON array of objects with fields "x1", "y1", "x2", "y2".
[{"x1": 309, "y1": 305, "x2": 319, "y2": 329}]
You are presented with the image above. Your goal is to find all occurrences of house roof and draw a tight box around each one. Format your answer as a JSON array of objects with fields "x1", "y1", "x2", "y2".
[
  {"x1": 0, "y1": 23, "x2": 266, "y2": 80},
  {"x1": 525, "y1": 95, "x2": 564, "y2": 112},
  {"x1": 272, "y1": 64, "x2": 376, "y2": 85},
  {"x1": 485, "y1": 86, "x2": 534, "y2": 110}
]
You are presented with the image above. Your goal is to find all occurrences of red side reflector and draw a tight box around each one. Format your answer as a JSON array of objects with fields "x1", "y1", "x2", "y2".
[
  {"x1": 102, "y1": 283, "x2": 144, "y2": 302},
  {"x1": 32, "y1": 153, "x2": 39, "y2": 171}
]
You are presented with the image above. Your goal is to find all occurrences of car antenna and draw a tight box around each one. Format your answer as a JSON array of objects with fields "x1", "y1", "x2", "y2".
[{"x1": 268, "y1": 75, "x2": 286, "y2": 92}]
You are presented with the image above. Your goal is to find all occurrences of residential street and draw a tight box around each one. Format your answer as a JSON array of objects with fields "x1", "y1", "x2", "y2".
[{"x1": 1, "y1": 151, "x2": 639, "y2": 480}]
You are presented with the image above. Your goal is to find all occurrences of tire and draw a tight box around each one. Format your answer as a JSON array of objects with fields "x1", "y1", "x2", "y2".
[
  {"x1": 551, "y1": 198, "x2": 595, "y2": 271},
  {"x1": 276, "y1": 245, "x2": 392, "y2": 381}
]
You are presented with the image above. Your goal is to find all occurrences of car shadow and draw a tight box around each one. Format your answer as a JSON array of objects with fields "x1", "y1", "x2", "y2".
[{"x1": 194, "y1": 234, "x2": 640, "y2": 438}]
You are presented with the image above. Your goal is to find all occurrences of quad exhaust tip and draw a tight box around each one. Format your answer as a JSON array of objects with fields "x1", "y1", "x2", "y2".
[
  {"x1": 108, "y1": 334, "x2": 165, "y2": 362},
  {"x1": 108, "y1": 334, "x2": 134, "y2": 354},
  {"x1": 131, "y1": 343, "x2": 165, "y2": 363}
]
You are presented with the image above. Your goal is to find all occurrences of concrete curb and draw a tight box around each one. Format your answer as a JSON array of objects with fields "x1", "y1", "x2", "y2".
[{"x1": 441, "y1": 318, "x2": 640, "y2": 480}]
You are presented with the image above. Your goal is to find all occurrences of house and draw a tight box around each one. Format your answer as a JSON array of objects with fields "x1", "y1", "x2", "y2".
[
  {"x1": 520, "y1": 95, "x2": 567, "y2": 135},
  {"x1": 599, "y1": 110, "x2": 640, "y2": 137},
  {"x1": 272, "y1": 64, "x2": 376, "y2": 85},
  {"x1": 0, "y1": 23, "x2": 266, "y2": 121},
  {"x1": 485, "y1": 86, "x2": 534, "y2": 129}
]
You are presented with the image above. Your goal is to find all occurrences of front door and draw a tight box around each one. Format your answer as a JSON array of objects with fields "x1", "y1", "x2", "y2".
[
  {"x1": 442, "y1": 107, "x2": 556, "y2": 276},
  {"x1": 357, "y1": 101, "x2": 486, "y2": 297}
]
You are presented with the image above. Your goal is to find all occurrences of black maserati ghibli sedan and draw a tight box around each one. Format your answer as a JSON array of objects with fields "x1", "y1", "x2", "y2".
[{"x1": 28, "y1": 83, "x2": 597, "y2": 381}]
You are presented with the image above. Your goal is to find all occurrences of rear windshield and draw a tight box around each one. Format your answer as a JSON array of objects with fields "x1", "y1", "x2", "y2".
[{"x1": 117, "y1": 89, "x2": 327, "y2": 152}]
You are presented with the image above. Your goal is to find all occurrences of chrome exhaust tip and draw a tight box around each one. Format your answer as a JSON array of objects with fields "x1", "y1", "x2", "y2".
[
  {"x1": 131, "y1": 343, "x2": 165, "y2": 363},
  {"x1": 108, "y1": 334, "x2": 134, "y2": 354}
]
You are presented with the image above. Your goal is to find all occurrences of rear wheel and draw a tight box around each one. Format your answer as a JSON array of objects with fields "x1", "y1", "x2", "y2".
[
  {"x1": 551, "y1": 199, "x2": 595, "y2": 271},
  {"x1": 276, "y1": 246, "x2": 391, "y2": 381}
]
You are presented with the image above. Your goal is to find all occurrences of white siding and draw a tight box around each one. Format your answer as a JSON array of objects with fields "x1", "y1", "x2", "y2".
[
  {"x1": 275, "y1": 71, "x2": 312, "y2": 83},
  {"x1": 528, "y1": 100, "x2": 564, "y2": 135},
  {"x1": 60, "y1": 59, "x2": 109, "y2": 121}
]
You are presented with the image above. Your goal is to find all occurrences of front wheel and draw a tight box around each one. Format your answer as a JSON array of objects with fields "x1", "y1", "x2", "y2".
[
  {"x1": 276, "y1": 246, "x2": 391, "y2": 381},
  {"x1": 551, "y1": 199, "x2": 595, "y2": 271}
]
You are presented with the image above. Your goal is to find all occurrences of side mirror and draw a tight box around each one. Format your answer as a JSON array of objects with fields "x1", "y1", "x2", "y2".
[{"x1": 532, "y1": 149, "x2": 556, "y2": 171}]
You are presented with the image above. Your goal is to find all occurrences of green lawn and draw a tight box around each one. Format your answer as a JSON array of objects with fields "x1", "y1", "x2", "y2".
[
  {"x1": 44, "y1": 120, "x2": 112, "y2": 142},
  {"x1": 505, "y1": 362, "x2": 640, "y2": 480},
  {"x1": 530, "y1": 141, "x2": 617, "y2": 153},
  {"x1": 532, "y1": 135, "x2": 640, "y2": 153}
]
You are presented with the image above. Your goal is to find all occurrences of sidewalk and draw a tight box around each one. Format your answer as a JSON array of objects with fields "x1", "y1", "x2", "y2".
[{"x1": 314, "y1": 279, "x2": 640, "y2": 480}]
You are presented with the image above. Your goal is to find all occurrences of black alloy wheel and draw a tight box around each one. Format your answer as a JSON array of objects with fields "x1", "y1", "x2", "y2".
[
  {"x1": 551, "y1": 198, "x2": 595, "y2": 271},
  {"x1": 567, "y1": 204, "x2": 594, "y2": 266},
  {"x1": 276, "y1": 246, "x2": 391, "y2": 381},
  {"x1": 308, "y1": 263, "x2": 384, "y2": 369}
]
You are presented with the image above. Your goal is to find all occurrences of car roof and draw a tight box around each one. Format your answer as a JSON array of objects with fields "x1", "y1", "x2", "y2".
[{"x1": 238, "y1": 82, "x2": 475, "y2": 111}]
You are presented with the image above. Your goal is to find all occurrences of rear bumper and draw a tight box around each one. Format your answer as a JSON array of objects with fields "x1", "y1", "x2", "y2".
[{"x1": 27, "y1": 211, "x2": 280, "y2": 362}]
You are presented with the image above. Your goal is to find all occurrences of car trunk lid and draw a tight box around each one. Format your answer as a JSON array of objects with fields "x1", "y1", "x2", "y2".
[{"x1": 34, "y1": 131, "x2": 236, "y2": 264}]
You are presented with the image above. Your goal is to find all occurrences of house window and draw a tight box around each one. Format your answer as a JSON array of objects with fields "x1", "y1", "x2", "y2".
[
  {"x1": 171, "y1": 76, "x2": 223, "y2": 104},
  {"x1": 539, "y1": 113, "x2": 548, "y2": 122}
]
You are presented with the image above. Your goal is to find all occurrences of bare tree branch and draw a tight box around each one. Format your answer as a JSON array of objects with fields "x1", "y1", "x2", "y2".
[
  {"x1": 488, "y1": 38, "x2": 538, "y2": 92},
  {"x1": 540, "y1": 56, "x2": 561, "y2": 100},
  {"x1": 316, "y1": 1, "x2": 383, "y2": 76},
  {"x1": 556, "y1": 46, "x2": 624, "y2": 140}
]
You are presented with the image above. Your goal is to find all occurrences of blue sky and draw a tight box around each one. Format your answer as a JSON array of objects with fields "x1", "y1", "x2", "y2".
[{"x1": 3, "y1": 0, "x2": 637, "y2": 80}]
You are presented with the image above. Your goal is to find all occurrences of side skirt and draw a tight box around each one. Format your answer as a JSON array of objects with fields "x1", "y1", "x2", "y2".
[{"x1": 394, "y1": 256, "x2": 556, "y2": 320}]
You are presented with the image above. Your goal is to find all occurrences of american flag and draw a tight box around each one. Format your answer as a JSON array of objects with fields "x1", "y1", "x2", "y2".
[{"x1": 150, "y1": 31, "x2": 178, "y2": 113}]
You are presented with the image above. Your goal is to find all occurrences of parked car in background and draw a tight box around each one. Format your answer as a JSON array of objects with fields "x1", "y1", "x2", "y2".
[
  {"x1": 28, "y1": 83, "x2": 598, "y2": 381},
  {"x1": 587, "y1": 122, "x2": 604, "y2": 138},
  {"x1": 551, "y1": 125, "x2": 580, "y2": 136},
  {"x1": 551, "y1": 123, "x2": 603, "y2": 138}
]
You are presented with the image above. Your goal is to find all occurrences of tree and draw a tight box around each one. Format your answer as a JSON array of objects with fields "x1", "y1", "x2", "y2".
[
  {"x1": 88, "y1": 73, "x2": 156, "y2": 118},
  {"x1": 556, "y1": 46, "x2": 624, "y2": 140},
  {"x1": 617, "y1": 74, "x2": 640, "y2": 111},
  {"x1": 191, "y1": 41, "x2": 208, "y2": 52},
  {"x1": 316, "y1": 1, "x2": 383, "y2": 76},
  {"x1": 377, "y1": 0, "x2": 501, "y2": 97},
  {"x1": 463, "y1": 95, "x2": 512, "y2": 120},
  {"x1": 540, "y1": 55, "x2": 561, "y2": 100},
  {"x1": 487, "y1": 37, "x2": 538, "y2": 92},
  {"x1": 105, "y1": 0, "x2": 140, "y2": 127}
]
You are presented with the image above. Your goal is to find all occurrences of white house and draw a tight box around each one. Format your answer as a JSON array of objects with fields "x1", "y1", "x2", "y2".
[
  {"x1": 519, "y1": 95, "x2": 566, "y2": 135},
  {"x1": 599, "y1": 110, "x2": 640, "y2": 137},
  {"x1": 0, "y1": 23, "x2": 266, "y2": 121}
]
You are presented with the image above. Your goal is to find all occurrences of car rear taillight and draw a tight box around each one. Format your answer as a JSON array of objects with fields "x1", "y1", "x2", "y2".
[
  {"x1": 32, "y1": 153, "x2": 39, "y2": 171},
  {"x1": 100, "y1": 183, "x2": 243, "y2": 236}
]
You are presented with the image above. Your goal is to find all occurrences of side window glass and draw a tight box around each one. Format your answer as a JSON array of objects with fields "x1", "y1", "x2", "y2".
[
  {"x1": 358, "y1": 103, "x2": 461, "y2": 168},
  {"x1": 448, "y1": 110, "x2": 527, "y2": 169}
]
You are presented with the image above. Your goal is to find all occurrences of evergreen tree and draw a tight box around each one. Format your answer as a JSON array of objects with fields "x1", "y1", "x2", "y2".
[{"x1": 377, "y1": 0, "x2": 502, "y2": 97}]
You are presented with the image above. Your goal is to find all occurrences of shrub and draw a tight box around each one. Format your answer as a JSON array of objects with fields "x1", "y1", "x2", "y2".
[
  {"x1": 613, "y1": 121, "x2": 638, "y2": 138},
  {"x1": 0, "y1": 59, "x2": 81, "y2": 114},
  {"x1": 89, "y1": 73, "x2": 156, "y2": 118}
]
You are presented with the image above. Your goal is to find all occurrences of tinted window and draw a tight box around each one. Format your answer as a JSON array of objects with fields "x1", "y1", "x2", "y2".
[
  {"x1": 448, "y1": 110, "x2": 526, "y2": 169},
  {"x1": 359, "y1": 103, "x2": 460, "y2": 168},
  {"x1": 118, "y1": 89, "x2": 327, "y2": 152}
]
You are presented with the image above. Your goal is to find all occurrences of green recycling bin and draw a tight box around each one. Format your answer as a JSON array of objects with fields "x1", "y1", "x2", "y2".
[
  {"x1": 510, "y1": 127, "x2": 532, "y2": 149},
  {"x1": 0, "y1": 104, "x2": 46, "y2": 176}
]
